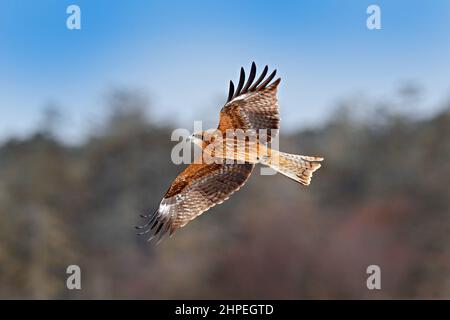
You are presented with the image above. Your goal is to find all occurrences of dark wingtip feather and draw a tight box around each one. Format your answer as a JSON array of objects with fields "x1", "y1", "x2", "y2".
[
  {"x1": 233, "y1": 67, "x2": 246, "y2": 99},
  {"x1": 242, "y1": 62, "x2": 256, "y2": 94},
  {"x1": 249, "y1": 65, "x2": 269, "y2": 92},
  {"x1": 135, "y1": 219, "x2": 152, "y2": 229},
  {"x1": 227, "y1": 81, "x2": 235, "y2": 102},
  {"x1": 257, "y1": 69, "x2": 277, "y2": 90},
  {"x1": 136, "y1": 228, "x2": 152, "y2": 236},
  {"x1": 271, "y1": 77, "x2": 281, "y2": 87},
  {"x1": 227, "y1": 64, "x2": 279, "y2": 102},
  {"x1": 136, "y1": 207, "x2": 174, "y2": 243}
]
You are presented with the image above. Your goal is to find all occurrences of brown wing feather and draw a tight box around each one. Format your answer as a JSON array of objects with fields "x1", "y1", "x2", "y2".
[
  {"x1": 137, "y1": 162, "x2": 254, "y2": 241},
  {"x1": 219, "y1": 63, "x2": 281, "y2": 141}
]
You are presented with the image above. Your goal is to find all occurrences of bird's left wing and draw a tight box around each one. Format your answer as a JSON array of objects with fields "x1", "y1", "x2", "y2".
[{"x1": 137, "y1": 162, "x2": 254, "y2": 241}]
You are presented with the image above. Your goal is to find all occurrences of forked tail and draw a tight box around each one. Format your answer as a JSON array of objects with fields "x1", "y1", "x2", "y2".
[{"x1": 261, "y1": 151, "x2": 323, "y2": 185}]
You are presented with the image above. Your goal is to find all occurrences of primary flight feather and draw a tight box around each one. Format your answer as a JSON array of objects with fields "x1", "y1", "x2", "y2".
[{"x1": 136, "y1": 63, "x2": 323, "y2": 241}]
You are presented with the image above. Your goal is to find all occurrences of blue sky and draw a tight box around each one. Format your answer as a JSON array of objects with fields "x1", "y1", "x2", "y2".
[{"x1": 1, "y1": 0, "x2": 449, "y2": 143}]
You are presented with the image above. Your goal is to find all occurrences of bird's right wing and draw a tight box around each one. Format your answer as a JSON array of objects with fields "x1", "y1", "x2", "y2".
[{"x1": 136, "y1": 162, "x2": 254, "y2": 241}]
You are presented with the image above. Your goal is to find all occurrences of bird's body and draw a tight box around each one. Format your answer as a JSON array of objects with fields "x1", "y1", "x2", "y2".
[{"x1": 137, "y1": 63, "x2": 323, "y2": 241}]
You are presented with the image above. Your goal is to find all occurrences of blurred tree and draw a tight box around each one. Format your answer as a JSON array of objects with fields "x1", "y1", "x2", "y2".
[{"x1": 0, "y1": 89, "x2": 448, "y2": 299}]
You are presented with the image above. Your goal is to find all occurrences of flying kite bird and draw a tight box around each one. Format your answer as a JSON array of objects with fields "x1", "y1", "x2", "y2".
[{"x1": 136, "y1": 62, "x2": 323, "y2": 241}]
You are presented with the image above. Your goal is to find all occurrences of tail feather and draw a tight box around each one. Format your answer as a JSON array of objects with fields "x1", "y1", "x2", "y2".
[{"x1": 261, "y1": 151, "x2": 323, "y2": 185}]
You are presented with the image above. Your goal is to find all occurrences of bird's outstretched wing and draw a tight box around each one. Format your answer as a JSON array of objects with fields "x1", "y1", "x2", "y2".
[
  {"x1": 137, "y1": 63, "x2": 280, "y2": 241},
  {"x1": 218, "y1": 62, "x2": 281, "y2": 141},
  {"x1": 137, "y1": 163, "x2": 254, "y2": 241}
]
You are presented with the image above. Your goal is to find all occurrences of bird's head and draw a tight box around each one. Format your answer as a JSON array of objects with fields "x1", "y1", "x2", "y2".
[{"x1": 188, "y1": 131, "x2": 205, "y2": 147}]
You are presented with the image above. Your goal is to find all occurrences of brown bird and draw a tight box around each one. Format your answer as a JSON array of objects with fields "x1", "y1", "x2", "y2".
[{"x1": 137, "y1": 63, "x2": 323, "y2": 241}]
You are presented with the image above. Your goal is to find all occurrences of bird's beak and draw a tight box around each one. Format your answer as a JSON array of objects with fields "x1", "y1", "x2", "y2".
[{"x1": 190, "y1": 133, "x2": 202, "y2": 143}]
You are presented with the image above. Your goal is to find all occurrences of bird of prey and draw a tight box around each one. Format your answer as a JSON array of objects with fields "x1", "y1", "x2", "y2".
[{"x1": 136, "y1": 62, "x2": 323, "y2": 241}]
